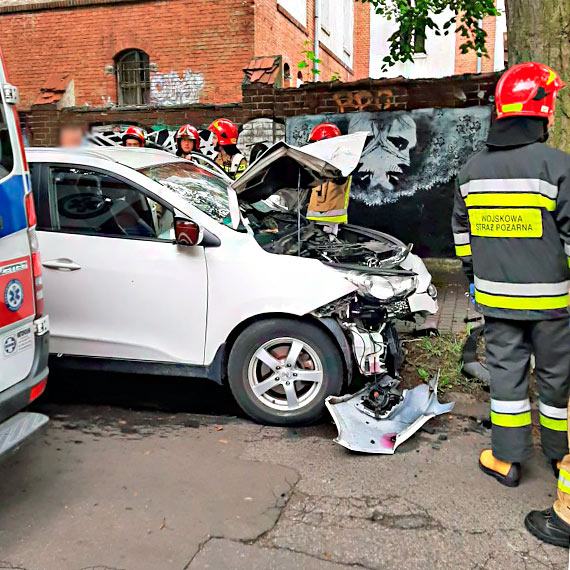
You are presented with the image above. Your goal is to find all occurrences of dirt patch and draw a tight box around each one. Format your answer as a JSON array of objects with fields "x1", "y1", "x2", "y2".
[{"x1": 399, "y1": 332, "x2": 486, "y2": 399}]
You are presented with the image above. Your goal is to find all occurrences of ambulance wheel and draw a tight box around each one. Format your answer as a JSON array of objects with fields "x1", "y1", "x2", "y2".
[{"x1": 228, "y1": 318, "x2": 344, "y2": 426}]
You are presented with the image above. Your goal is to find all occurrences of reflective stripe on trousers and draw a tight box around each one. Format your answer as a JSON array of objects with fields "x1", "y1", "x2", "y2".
[
  {"x1": 485, "y1": 317, "x2": 570, "y2": 463},
  {"x1": 453, "y1": 232, "x2": 471, "y2": 257},
  {"x1": 490, "y1": 399, "x2": 532, "y2": 428},
  {"x1": 559, "y1": 469, "x2": 570, "y2": 495},
  {"x1": 539, "y1": 402, "x2": 568, "y2": 432}
]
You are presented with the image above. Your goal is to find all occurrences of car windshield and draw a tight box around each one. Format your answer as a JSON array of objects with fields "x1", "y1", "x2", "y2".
[{"x1": 139, "y1": 161, "x2": 232, "y2": 225}]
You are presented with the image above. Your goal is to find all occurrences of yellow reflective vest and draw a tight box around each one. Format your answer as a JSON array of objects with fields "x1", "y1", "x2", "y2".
[
  {"x1": 307, "y1": 177, "x2": 352, "y2": 224},
  {"x1": 452, "y1": 138, "x2": 570, "y2": 320},
  {"x1": 218, "y1": 153, "x2": 247, "y2": 180}
]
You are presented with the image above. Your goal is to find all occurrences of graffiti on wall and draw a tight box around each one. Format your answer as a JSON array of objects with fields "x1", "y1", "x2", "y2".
[
  {"x1": 237, "y1": 118, "x2": 285, "y2": 161},
  {"x1": 332, "y1": 89, "x2": 395, "y2": 113},
  {"x1": 286, "y1": 106, "x2": 492, "y2": 256},
  {"x1": 150, "y1": 70, "x2": 205, "y2": 106}
]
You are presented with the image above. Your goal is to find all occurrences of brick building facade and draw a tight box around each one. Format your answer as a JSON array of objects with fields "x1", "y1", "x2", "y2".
[
  {"x1": 0, "y1": 0, "x2": 371, "y2": 111},
  {"x1": 454, "y1": 14, "x2": 499, "y2": 75}
]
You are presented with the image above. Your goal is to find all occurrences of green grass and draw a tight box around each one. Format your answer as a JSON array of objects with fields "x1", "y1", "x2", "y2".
[{"x1": 406, "y1": 333, "x2": 470, "y2": 392}]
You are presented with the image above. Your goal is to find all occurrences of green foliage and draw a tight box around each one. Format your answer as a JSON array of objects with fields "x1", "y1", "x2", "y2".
[
  {"x1": 330, "y1": 71, "x2": 342, "y2": 81},
  {"x1": 297, "y1": 40, "x2": 323, "y2": 76},
  {"x1": 360, "y1": 0, "x2": 500, "y2": 72},
  {"x1": 412, "y1": 333, "x2": 468, "y2": 392}
]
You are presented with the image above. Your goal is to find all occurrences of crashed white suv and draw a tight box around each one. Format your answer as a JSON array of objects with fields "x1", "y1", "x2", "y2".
[{"x1": 26, "y1": 141, "x2": 437, "y2": 425}]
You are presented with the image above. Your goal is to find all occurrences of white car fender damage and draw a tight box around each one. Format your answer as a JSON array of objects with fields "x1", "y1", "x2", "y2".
[{"x1": 203, "y1": 235, "x2": 358, "y2": 364}]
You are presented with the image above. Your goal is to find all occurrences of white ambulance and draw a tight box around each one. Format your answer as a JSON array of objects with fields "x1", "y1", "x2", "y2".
[{"x1": 0, "y1": 49, "x2": 49, "y2": 455}]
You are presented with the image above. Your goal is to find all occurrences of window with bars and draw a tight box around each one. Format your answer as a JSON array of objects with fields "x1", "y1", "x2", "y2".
[{"x1": 115, "y1": 50, "x2": 150, "y2": 106}]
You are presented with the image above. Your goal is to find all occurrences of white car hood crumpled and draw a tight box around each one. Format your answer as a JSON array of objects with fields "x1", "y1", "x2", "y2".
[{"x1": 228, "y1": 133, "x2": 368, "y2": 228}]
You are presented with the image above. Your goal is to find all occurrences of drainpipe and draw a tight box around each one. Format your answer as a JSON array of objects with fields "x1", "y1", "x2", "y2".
[
  {"x1": 314, "y1": 0, "x2": 320, "y2": 81},
  {"x1": 476, "y1": 18, "x2": 483, "y2": 73}
]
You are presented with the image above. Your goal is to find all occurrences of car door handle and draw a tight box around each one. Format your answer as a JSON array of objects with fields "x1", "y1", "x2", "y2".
[{"x1": 43, "y1": 258, "x2": 82, "y2": 271}]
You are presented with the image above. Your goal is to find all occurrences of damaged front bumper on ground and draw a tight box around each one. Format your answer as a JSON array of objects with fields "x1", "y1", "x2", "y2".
[{"x1": 325, "y1": 375, "x2": 454, "y2": 454}]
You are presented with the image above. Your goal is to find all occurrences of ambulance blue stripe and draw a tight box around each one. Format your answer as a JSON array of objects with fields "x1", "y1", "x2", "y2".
[{"x1": 0, "y1": 175, "x2": 27, "y2": 238}]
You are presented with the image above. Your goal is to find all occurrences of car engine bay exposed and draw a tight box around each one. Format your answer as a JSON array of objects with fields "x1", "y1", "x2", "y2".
[{"x1": 246, "y1": 209, "x2": 411, "y2": 270}]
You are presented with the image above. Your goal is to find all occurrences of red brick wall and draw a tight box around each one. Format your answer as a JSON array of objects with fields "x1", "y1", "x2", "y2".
[
  {"x1": 353, "y1": 2, "x2": 371, "y2": 79},
  {"x1": 454, "y1": 14, "x2": 497, "y2": 75},
  {"x1": 242, "y1": 72, "x2": 498, "y2": 122},
  {"x1": 253, "y1": 0, "x2": 370, "y2": 85},
  {"x1": 1, "y1": 0, "x2": 371, "y2": 111},
  {"x1": 0, "y1": 0, "x2": 254, "y2": 110},
  {"x1": 21, "y1": 71, "x2": 499, "y2": 146},
  {"x1": 21, "y1": 101, "x2": 245, "y2": 147}
]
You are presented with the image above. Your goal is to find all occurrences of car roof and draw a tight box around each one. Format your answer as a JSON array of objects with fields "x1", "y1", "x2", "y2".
[{"x1": 25, "y1": 146, "x2": 184, "y2": 170}]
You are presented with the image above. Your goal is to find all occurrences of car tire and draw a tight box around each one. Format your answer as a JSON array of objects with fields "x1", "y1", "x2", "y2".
[{"x1": 227, "y1": 318, "x2": 344, "y2": 426}]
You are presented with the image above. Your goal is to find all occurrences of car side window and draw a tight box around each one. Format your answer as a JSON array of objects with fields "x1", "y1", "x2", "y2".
[
  {"x1": 46, "y1": 166, "x2": 174, "y2": 240},
  {"x1": 0, "y1": 102, "x2": 14, "y2": 181}
]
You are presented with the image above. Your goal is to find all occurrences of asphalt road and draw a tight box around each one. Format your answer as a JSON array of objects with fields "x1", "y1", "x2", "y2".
[{"x1": 0, "y1": 370, "x2": 567, "y2": 570}]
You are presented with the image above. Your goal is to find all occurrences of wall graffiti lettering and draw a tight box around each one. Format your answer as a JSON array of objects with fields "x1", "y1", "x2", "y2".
[
  {"x1": 332, "y1": 89, "x2": 395, "y2": 113},
  {"x1": 150, "y1": 70, "x2": 205, "y2": 106},
  {"x1": 286, "y1": 106, "x2": 492, "y2": 256}
]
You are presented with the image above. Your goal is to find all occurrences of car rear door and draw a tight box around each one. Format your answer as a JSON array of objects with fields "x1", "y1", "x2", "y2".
[{"x1": 34, "y1": 161, "x2": 208, "y2": 365}]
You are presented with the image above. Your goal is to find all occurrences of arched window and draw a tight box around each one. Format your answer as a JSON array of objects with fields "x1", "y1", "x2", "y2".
[
  {"x1": 296, "y1": 71, "x2": 304, "y2": 88},
  {"x1": 115, "y1": 49, "x2": 150, "y2": 106},
  {"x1": 283, "y1": 63, "x2": 291, "y2": 87}
]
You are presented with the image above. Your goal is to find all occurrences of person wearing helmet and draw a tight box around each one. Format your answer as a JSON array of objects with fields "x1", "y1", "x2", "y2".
[
  {"x1": 306, "y1": 123, "x2": 350, "y2": 237},
  {"x1": 176, "y1": 124, "x2": 200, "y2": 159},
  {"x1": 208, "y1": 118, "x2": 247, "y2": 179},
  {"x1": 452, "y1": 62, "x2": 570, "y2": 544},
  {"x1": 122, "y1": 126, "x2": 145, "y2": 148}
]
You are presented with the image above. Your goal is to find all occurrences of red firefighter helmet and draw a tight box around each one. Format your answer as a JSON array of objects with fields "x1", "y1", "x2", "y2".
[
  {"x1": 176, "y1": 124, "x2": 200, "y2": 150},
  {"x1": 308, "y1": 123, "x2": 342, "y2": 142},
  {"x1": 122, "y1": 126, "x2": 145, "y2": 146},
  {"x1": 495, "y1": 62, "x2": 566, "y2": 120},
  {"x1": 207, "y1": 118, "x2": 238, "y2": 146}
]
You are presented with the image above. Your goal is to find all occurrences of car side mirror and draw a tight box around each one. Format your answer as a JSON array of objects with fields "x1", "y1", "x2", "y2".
[{"x1": 175, "y1": 218, "x2": 201, "y2": 246}]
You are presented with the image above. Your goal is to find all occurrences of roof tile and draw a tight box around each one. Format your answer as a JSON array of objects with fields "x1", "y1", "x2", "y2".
[
  {"x1": 249, "y1": 69, "x2": 266, "y2": 82},
  {"x1": 243, "y1": 55, "x2": 281, "y2": 86}
]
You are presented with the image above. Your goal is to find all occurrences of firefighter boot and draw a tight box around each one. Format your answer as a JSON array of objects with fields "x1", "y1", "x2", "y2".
[
  {"x1": 479, "y1": 449, "x2": 521, "y2": 487},
  {"x1": 525, "y1": 508, "x2": 570, "y2": 548}
]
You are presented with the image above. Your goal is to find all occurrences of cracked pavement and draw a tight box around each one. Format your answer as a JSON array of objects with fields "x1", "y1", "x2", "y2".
[{"x1": 0, "y1": 375, "x2": 568, "y2": 570}]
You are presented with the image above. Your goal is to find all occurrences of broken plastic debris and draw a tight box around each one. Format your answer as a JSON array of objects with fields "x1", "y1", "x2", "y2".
[{"x1": 325, "y1": 374, "x2": 454, "y2": 454}]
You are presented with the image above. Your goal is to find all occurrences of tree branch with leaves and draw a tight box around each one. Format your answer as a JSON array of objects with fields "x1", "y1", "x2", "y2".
[{"x1": 361, "y1": 0, "x2": 499, "y2": 71}]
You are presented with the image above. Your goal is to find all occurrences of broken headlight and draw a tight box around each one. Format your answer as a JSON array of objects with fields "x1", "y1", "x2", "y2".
[{"x1": 344, "y1": 271, "x2": 418, "y2": 302}]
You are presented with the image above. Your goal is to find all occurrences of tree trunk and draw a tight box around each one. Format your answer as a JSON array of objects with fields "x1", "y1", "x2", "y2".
[{"x1": 507, "y1": 0, "x2": 570, "y2": 151}]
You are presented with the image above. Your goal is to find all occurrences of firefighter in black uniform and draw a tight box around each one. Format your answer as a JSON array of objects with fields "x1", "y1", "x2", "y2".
[{"x1": 452, "y1": 62, "x2": 570, "y2": 493}]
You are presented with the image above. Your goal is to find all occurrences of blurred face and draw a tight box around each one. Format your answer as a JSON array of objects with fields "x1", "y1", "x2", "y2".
[
  {"x1": 125, "y1": 138, "x2": 142, "y2": 147},
  {"x1": 180, "y1": 137, "x2": 195, "y2": 153},
  {"x1": 59, "y1": 125, "x2": 84, "y2": 148}
]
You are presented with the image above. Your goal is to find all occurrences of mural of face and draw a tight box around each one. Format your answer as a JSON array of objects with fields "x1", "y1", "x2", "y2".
[{"x1": 350, "y1": 114, "x2": 417, "y2": 194}]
